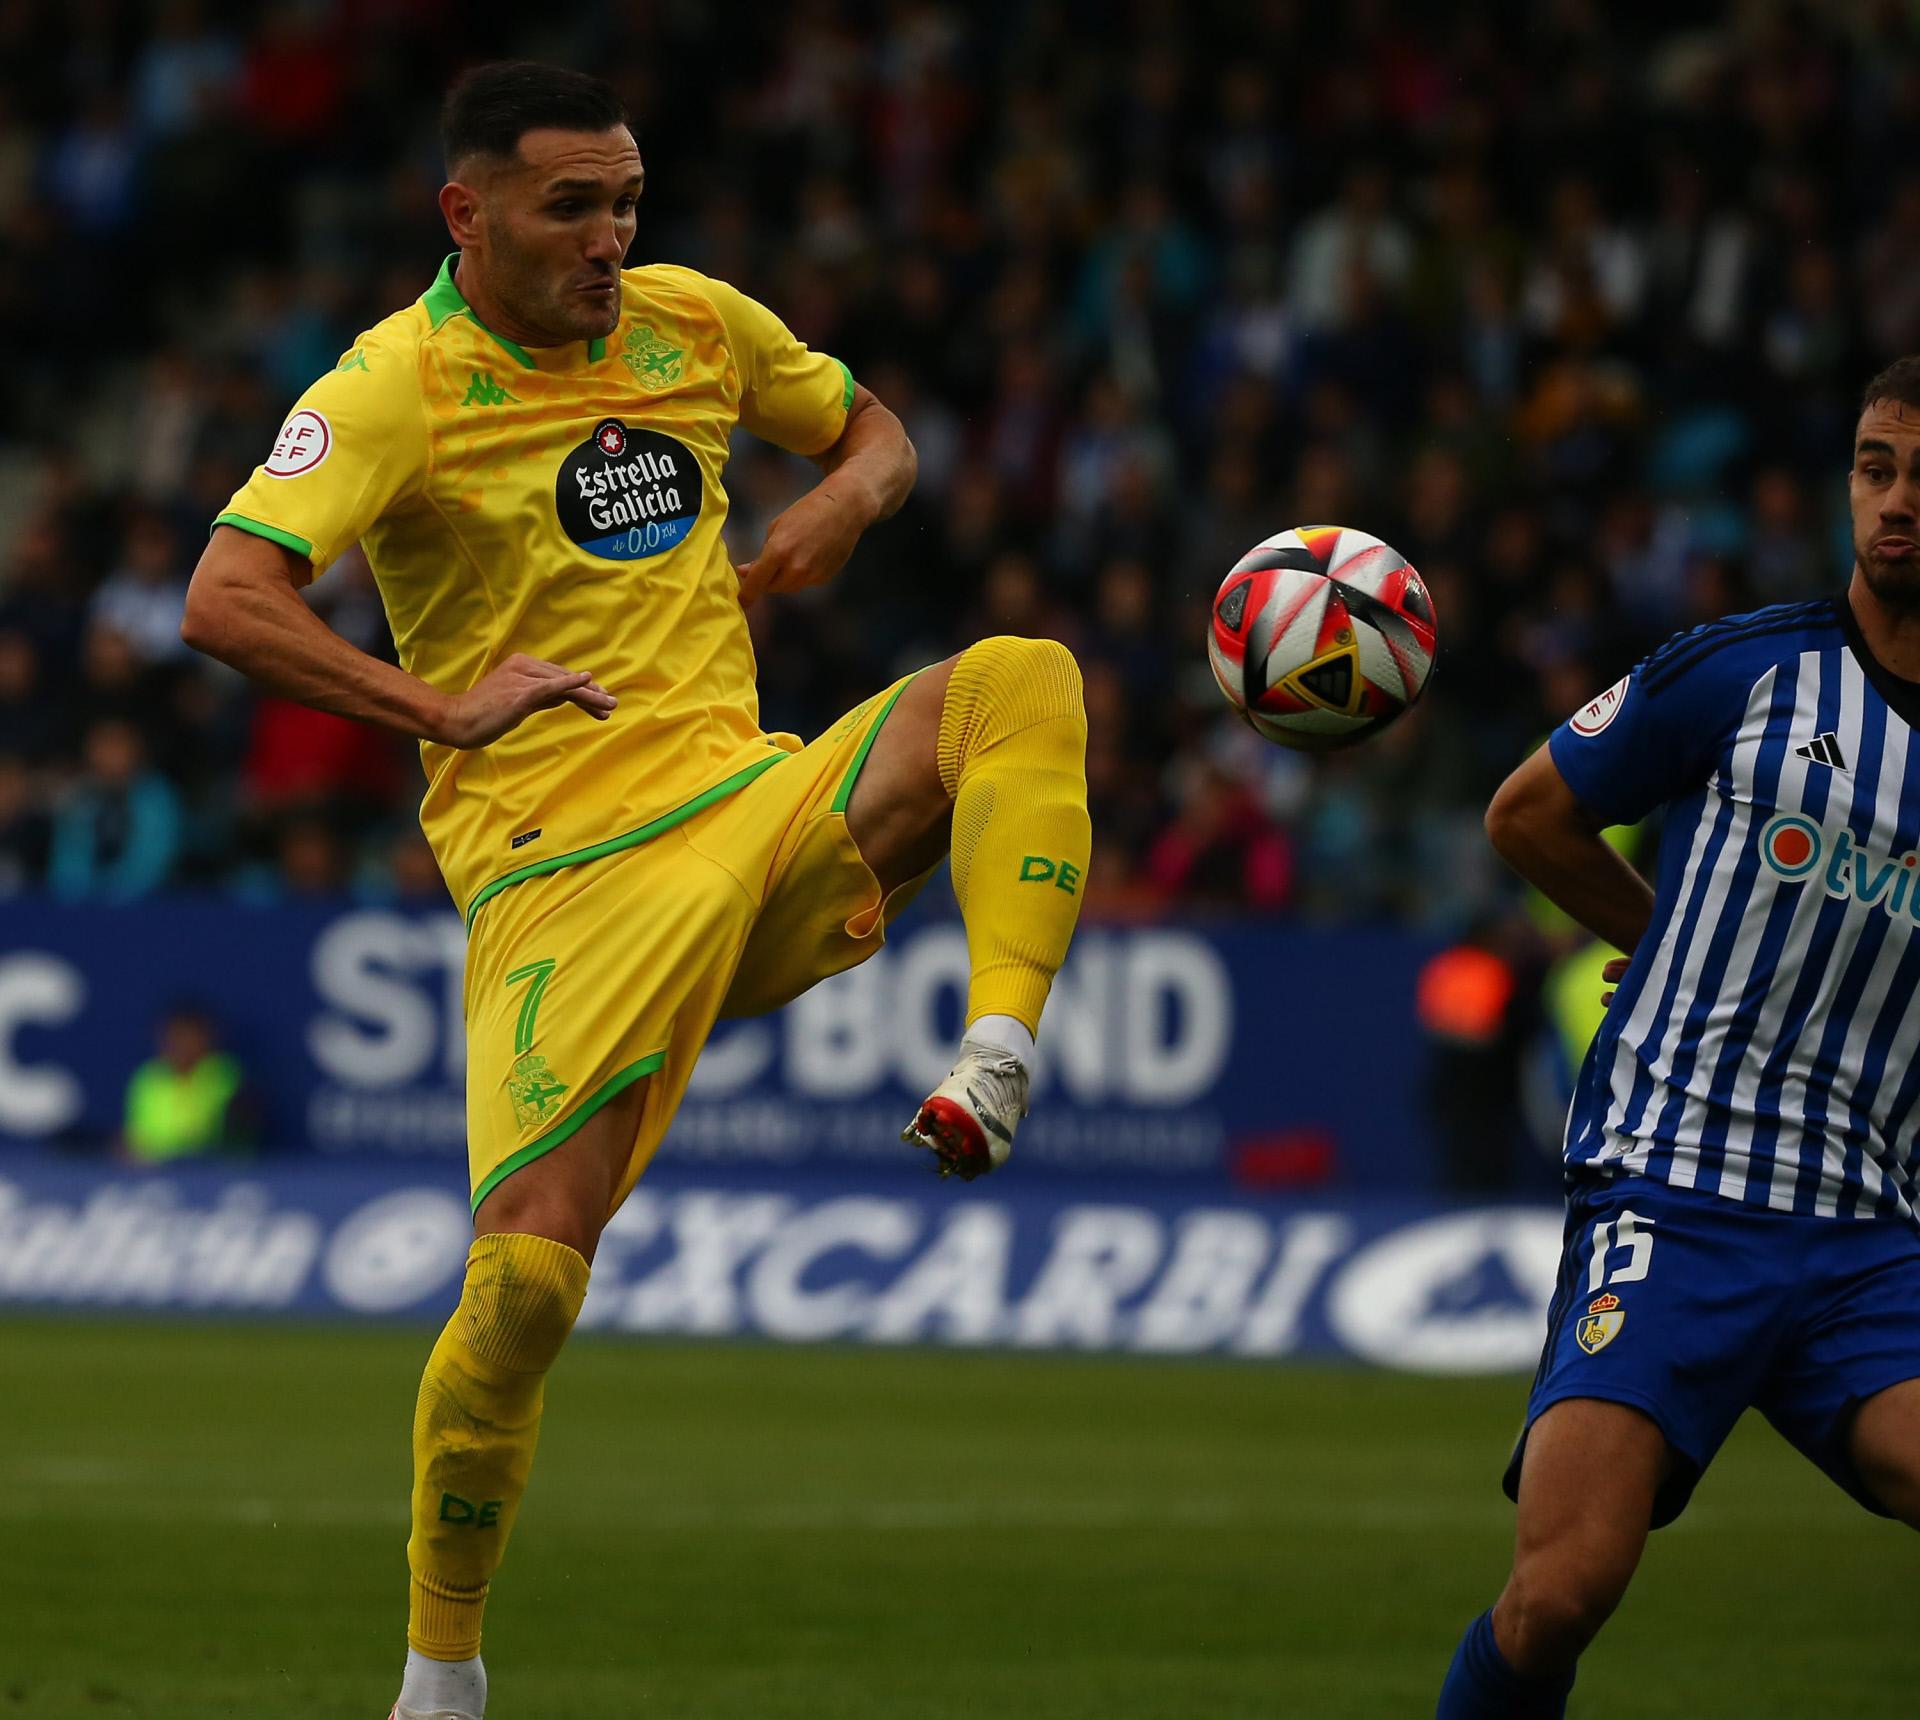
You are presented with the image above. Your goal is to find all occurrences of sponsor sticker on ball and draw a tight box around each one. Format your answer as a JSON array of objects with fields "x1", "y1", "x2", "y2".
[
  {"x1": 1570, "y1": 674, "x2": 1630, "y2": 736},
  {"x1": 264, "y1": 409, "x2": 332, "y2": 478}
]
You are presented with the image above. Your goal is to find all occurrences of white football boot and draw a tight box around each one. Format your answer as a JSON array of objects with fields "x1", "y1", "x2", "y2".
[
  {"x1": 391, "y1": 1708, "x2": 480, "y2": 1720},
  {"x1": 901, "y1": 1039, "x2": 1030, "y2": 1180}
]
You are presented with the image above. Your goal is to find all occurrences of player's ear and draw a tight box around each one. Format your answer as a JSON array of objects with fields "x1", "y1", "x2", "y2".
[{"x1": 439, "y1": 178, "x2": 484, "y2": 249}]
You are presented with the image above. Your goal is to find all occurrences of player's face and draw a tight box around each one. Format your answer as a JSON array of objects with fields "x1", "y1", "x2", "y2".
[
  {"x1": 469, "y1": 126, "x2": 642, "y2": 343},
  {"x1": 1850, "y1": 401, "x2": 1920, "y2": 609}
]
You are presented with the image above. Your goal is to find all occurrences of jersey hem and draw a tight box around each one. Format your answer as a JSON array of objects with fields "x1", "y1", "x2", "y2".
[
  {"x1": 462, "y1": 752, "x2": 789, "y2": 928},
  {"x1": 213, "y1": 512, "x2": 315, "y2": 562},
  {"x1": 470, "y1": 1050, "x2": 665, "y2": 1214}
]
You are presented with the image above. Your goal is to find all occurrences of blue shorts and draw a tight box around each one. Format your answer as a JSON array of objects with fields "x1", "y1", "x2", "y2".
[{"x1": 1506, "y1": 1170, "x2": 1920, "y2": 1527}]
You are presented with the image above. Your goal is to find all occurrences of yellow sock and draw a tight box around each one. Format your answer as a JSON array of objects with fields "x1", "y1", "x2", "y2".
[
  {"x1": 406, "y1": 1232, "x2": 589, "y2": 1660},
  {"x1": 938, "y1": 636, "x2": 1092, "y2": 1035}
]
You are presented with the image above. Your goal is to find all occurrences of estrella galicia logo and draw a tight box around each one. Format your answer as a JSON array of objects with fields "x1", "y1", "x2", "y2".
[{"x1": 557, "y1": 418, "x2": 701, "y2": 561}]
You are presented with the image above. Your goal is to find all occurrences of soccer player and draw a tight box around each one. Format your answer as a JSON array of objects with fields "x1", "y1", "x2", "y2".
[
  {"x1": 182, "y1": 63, "x2": 1091, "y2": 1720},
  {"x1": 1435, "y1": 364, "x2": 1920, "y2": 1717}
]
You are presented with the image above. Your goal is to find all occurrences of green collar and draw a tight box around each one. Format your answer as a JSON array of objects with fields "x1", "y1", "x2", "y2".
[{"x1": 421, "y1": 254, "x2": 609, "y2": 368}]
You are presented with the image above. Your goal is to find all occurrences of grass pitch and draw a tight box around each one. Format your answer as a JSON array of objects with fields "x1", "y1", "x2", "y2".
[{"x1": 0, "y1": 1318, "x2": 1911, "y2": 1718}]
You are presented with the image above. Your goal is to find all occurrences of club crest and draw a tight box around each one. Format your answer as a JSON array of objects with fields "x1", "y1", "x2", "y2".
[
  {"x1": 1577, "y1": 1293, "x2": 1624, "y2": 1354},
  {"x1": 623, "y1": 324, "x2": 685, "y2": 391},
  {"x1": 508, "y1": 1052, "x2": 569, "y2": 1129}
]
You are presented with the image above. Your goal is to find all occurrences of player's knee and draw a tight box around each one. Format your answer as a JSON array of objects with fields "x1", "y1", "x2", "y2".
[
  {"x1": 992, "y1": 634, "x2": 1083, "y2": 709},
  {"x1": 453, "y1": 1233, "x2": 589, "y2": 1375},
  {"x1": 940, "y1": 637, "x2": 1085, "y2": 792},
  {"x1": 955, "y1": 636, "x2": 1084, "y2": 722},
  {"x1": 1499, "y1": 1570, "x2": 1620, "y2": 1672}
]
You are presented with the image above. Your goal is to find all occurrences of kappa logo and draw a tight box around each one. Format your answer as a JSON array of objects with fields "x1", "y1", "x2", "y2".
[
  {"x1": 1569, "y1": 675, "x2": 1630, "y2": 736},
  {"x1": 462, "y1": 371, "x2": 519, "y2": 407}
]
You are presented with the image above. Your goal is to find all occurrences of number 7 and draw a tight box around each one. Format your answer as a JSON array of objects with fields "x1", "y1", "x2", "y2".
[{"x1": 505, "y1": 958, "x2": 558, "y2": 1056}]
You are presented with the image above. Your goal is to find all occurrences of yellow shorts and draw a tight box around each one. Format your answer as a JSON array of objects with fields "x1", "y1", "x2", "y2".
[{"x1": 463, "y1": 674, "x2": 924, "y2": 1216}]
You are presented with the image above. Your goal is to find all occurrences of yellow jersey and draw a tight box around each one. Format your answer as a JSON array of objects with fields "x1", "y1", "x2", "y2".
[{"x1": 217, "y1": 255, "x2": 853, "y2": 923}]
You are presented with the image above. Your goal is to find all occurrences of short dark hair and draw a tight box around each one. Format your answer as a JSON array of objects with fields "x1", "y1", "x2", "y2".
[
  {"x1": 441, "y1": 61, "x2": 628, "y2": 171},
  {"x1": 1860, "y1": 357, "x2": 1920, "y2": 416}
]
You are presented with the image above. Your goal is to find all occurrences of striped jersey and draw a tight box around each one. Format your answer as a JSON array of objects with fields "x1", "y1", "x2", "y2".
[{"x1": 1551, "y1": 595, "x2": 1920, "y2": 1226}]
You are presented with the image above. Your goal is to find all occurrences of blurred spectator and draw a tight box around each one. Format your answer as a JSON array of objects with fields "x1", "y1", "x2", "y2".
[
  {"x1": 0, "y1": 629, "x2": 61, "y2": 764},
  {"x1": 380, "y1": 828, "x2": 450, "y2": 906},
  {"x1": 241, "y1": 697, "x2": 409, "y2": 813},
  {"x1": 0, "y1": 3, "x2": 1901, "y2": 922},
  {"x1": 47, "y1": 719, "x2": 182, "y2": 901},
  {"x1": 1416, "y1": 920, "x2": 1533, "y2": 1193},
  {"x1": 1146, "y1": 760, "x2": 1292, "y2": 910},
  {"x1": 89, "y1": 513, "x2": 192, "y2": 665},
  {"x1": 0, "y1": 755, "x2": 48, "y2": 892},
  {"x1": 122, "y1": 1003, "x2": 256, "y2": 1163},
  {"x1": 1288, "y1": 163, "x2": 1412, "y2": 332}
]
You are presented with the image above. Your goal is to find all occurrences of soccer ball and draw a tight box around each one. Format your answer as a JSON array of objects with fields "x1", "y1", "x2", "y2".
[{"x1": 1208, "y1": 526, "x2": 1437, "y2": 751}]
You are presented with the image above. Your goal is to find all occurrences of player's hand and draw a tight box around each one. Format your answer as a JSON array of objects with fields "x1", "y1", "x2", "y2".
[
  {"x1": 433, "y1": 653, "x2": 617, "y2": 749},
  {"x1": 735, "y1": 487, "x2": 867, "y2": 609},
  {"x1": 1601, "y1": 956, "x2": 1630, "y2": 1006}
]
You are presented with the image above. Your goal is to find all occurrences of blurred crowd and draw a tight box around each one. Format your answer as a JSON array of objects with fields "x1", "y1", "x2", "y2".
[{"x1": 0, "y1": 0, "x2": 1904, "y2": 921}]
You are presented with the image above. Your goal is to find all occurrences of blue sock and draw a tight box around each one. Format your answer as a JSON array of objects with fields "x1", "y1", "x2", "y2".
[{"x1": 1437, "y1": 1609, "x2": 1576, "y2": 1718}]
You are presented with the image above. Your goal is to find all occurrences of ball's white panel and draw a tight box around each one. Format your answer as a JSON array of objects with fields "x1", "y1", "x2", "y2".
[
  {"x1": 1207, "y1": 631, "x2": 1245, "y2": 708},
  {"x1": 1246, "y1": 566, "x2": 1314, "y2": 684},
  {"x1": 1264, "y1": 576, "x2": 1329, "y2": 686},
  {"x1": 1398, "y1": 634, "x2": 1435, "y2": 693},
  {"x1": 1326, "y1": 527, "x2": 1380, "y2": 570},
  {"x1": 1354, "y1": 620, "x2": 1411, "y2": 701},
  {"x1": 1328, "y1": 538, "x2": 1405, "y2": 596}
]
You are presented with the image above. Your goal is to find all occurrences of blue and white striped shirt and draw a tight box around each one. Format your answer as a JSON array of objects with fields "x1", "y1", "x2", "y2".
[{"x1": 1552, "y1": 597, "x2": 1920, "y2": 1226}]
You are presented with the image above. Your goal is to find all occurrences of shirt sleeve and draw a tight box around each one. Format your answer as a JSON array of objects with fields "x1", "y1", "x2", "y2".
[
  {"x1": 1548, "y1": 654, "x2": 1733, "y2": 828},
  {"x1": 697, "y1": 273, "x2": 853, "y2": 456},
  {"x1": 213, "y1": 339, "x2": 429, "y2": 583}
]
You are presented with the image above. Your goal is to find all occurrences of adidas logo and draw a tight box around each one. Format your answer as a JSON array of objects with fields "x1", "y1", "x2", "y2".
[{"x1": 1795, "y1": 732, "x2": 1847, "y2": 770}]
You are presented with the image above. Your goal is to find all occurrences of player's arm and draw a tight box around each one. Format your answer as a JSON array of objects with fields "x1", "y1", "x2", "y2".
[
  {"x1": 676, "y1": 268, "x2": 916, "y2": 607},
  {"x1": 736, "y1": 382, "x2": 915, "y2": 608},
  {"x1": 182, "y1": 530, "x2": 615, "y2": 748},
  {"x1": 188, "y1": 345, "x2": 613, "y2": 748},
  {"x1": 1485, "y1": 744, "x2": 1655, "y2": 955}
]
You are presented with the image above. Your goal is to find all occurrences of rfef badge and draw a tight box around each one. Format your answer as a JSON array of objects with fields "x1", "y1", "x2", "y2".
[{"x1": 1576, "y1": 1291, "x2": 1624, "y2": 1354}]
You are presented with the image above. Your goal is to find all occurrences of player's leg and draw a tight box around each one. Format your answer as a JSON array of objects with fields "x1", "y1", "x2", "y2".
[
  {"x1": 1751, "y1": 1208, "x2": 1920, "y2": 1536},
  {"x1": 395, "y1": 1080, "x2": 646, "y2": 1720},
  {"x1": 1849, "y1": 1378, "x2": 1920, "y2": 1526},
  {"x1": 1439, "y1": 1399, "x2": 1666, "y2": 1718},
  {"x1": 843, "y1": 637, "x2": 1091, "y2": 1175},
  {"x1": 1850, "y1": 1379, "x2": 1920, "y2": 1526}
]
